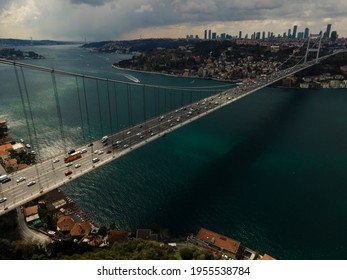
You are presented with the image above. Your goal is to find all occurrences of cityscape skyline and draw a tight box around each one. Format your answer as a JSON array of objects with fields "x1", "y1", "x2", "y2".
[
  {"x1": 0, "y1": 0, "x2": 346, "y2": 41},
  {"x1": 197, "y1": 23, "x2": 338, "y2": 41}
]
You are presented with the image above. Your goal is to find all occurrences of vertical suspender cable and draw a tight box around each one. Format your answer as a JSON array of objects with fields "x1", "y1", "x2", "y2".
[
  {"x1": 75, "y1": 77, "x2": 85, "y2": 143},
  {"x1": 14, "y1": 65, "x2": 33, "y2": 148},
  {"x1": 51, "y1": 70, "x2": 66, "y2": 153},
  {"x1": 142, "y1": 84, "x2": 146, "y2": 128},
  {"x1": 96, "y1": 80, "x2": 104, "y2": 136},
  {"x1": 126, "y1": 84, "x2": 131, "y2": 128},
  {"x1": 113, "y1": 82, "x2": 119, "y2": 131},
  {"x1": 21, "y1": 67, "x2": 41, "y2": 192},
  {"x1": 82, "y1": 76, "x2": 92, "y2": 148},
  {"x1": 106, "y1": 80, "x2": 114, "y2": 147}
]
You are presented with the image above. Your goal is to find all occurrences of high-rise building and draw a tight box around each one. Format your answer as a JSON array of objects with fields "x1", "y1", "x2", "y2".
[
  {"x1": 325, "y1": 23, "x2": 332, "y2": 39},
  {"x1": 330, "y1": 31, "x2": 337, "y2": 41},
  {"x1": 288, "y1": 29, "x2": 291, "y2": 38},
  {"x1": 256, "y1": 32, "x2": 261, "y2": 40},
  {"x1": 204, "y1": 30, "x2": 207, "y2": 40},
  {"x1": 212, "y1": 32, "x2": 217, "y2": 39},
  {"x1": 262, "y1": 31, "x2": 265, "y2": 40},
  {"x1": 220, "y1": 33, "x2": 226, "y2": 39},
  {"x1": 293, "y1": 25, "x2": 298, "y2": 39},
  {"x1": 208, "y1": 30, "x2": 211, "y2": 39},
  {"x1": 239, "y1": 31, "x2": 242, "y2": 39},
  {"x1": 304, "y1": 28, "x2": 310, "y2": 39}
]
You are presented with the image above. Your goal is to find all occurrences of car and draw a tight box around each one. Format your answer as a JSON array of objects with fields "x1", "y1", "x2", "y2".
[
  {"x1": 88, "y1": 143, "x2": 94, "y2": 147},
  {"x1": 81, "y1": 148, "x2": 87, "y2": 153},
  {"x1": 53, "y1": 159, "x2": 60, "y2": 163},
  {"x1": 65, "y1": 170, "x2": 72, "y2": 176},
  {"x1": 16, "y1": 177, "x2": 26, "y2": 183},
  {"x1": 126, "y1": 131, "x2": 131, "y2": 135},
  {"x1": 98, "y1": 150, "x2": 104, "y2": 155},
  {"x1": 75, "y1": 163, "x2": 81, "y2": 168},
  {"x1": 138, "y1": 124, "x2": 143, "y2": 128},
  {"x1": 68, "y1": 149, "x2": 75, "y2": 155},
  {"x1": 123, "y1": 144, "x2": 129, "y2": 149},
  {"x1": 94, "y1": 150, "x2": 100, "y2": 154},
  {"x1": 0, "y1": 197, "x2": 7, "y2": 203},
  {"x1": 103, "y1": 142, "x2": 108, "y2": 146},
  {"x1": 92, "y1": 157, "x2": 100, "y2": 163},
  {"x1": 27, "y1": 181, "x2": 36, "y2": 187},
  {"x1": 107, "y1": 150, "x2": 112, "y2": 154},
  {"x1": 101, "y1": 136, "x2": 108, "y2": 143},
  {"x1": 66, "y1": 162, "x2": 72, "y2": 167}
]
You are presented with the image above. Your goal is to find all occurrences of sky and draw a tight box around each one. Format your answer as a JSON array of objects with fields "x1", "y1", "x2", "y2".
[{"x1": 0, "y1": 0, "x2": 346, "y2": 42}]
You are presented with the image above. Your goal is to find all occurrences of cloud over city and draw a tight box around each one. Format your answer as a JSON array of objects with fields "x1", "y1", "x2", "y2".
[{"x1": 0, "y1": 0, "x2": 346, "y2": 41}]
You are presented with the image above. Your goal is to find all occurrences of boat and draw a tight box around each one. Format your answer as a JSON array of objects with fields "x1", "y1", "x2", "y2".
[
  {"x1": 20, "y1": 139, "x2": 24, "y2": 143},
  {"x1": 25, "y1": 144, "x2": 31, "y2": 149}
]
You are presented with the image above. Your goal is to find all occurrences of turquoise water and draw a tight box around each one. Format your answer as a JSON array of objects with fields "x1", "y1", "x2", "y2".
[{"x1": 1, "y1": 45, "x2": 347, "y2": 259}]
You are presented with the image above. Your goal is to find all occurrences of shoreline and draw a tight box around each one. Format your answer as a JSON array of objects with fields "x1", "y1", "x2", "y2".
[
  {"x1": 112, "y1": 65, "x2": 236, "y2": 84},
  {"x1": 41, "y1": 187, "x2": 100, "y2": 230}
]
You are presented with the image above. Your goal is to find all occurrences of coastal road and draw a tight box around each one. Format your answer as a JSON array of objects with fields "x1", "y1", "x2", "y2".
[{"x1": 16, "y1": 207, "x2": 51, "y2": 245}]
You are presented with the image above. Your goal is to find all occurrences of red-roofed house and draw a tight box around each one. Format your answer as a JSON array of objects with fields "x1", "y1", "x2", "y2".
[
  {"x1": 108, "y1": 230, "x2": 130, "y2": 245},
  {"x1": 0, "y1": 144, "x2": 13, "y2": 153},
  {"x1": 0, "y1": 150, "x2": 10, "y2": 162},
  {"x1": 261, "y1": 253, "x2": 276, "y2": 260},
  {"x1": 196, "y1": 228, "x2": 241, "y2": 258},
  {"x1": 23, "y1": 205, "x2": 39, "y2": 223},
  {"x1": 56, "y1": 215, "x2": 75, "y2": 232},
  {"x1": 4, "y1": 158, "x2": 18, "y2": 172},
  {"x1": 70, "y1": 222, "x2": 91, "y2": 237}
]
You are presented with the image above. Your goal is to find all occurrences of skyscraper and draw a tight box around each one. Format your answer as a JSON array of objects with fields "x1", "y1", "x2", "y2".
[
  {"x1": 325, "y1": 24, "x2": 331, "y2": 39},
  {"x1": 293, "y1": 25, "x2": 298, "y2": 39},
  {"x1": 330, "y1": 31, "x2": 337, "y2": 41},
  {"x1": 304, "y1": 27, "x2": 310, "y2": 39},
  {"x1": 288, "y1": 29, "x2": 291, "y2": 38},
  {"x1": 239, "y1": 31, "x2": 242, "y2": 39},
  {"x1": 204, "y1": 30, "x2": 207, "y2": 40},
  {"x1": 208, "y1": 30, "x2": 211, "y2": 39}
]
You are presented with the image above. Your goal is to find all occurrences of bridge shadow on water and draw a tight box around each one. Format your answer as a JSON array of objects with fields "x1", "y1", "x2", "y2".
[{"x1": 151, "y1": 89, "x2": 311, "y2": 235}]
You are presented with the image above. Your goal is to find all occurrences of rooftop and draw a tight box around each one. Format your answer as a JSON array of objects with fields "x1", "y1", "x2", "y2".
[{"x1": 196, "y1": 228, "x2": 241, "y2": 254}]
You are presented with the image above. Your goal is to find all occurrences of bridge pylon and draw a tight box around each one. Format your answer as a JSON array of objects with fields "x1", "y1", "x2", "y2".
[{"x1": 304, "y1": 33, "x2": 323, "y2": 63}]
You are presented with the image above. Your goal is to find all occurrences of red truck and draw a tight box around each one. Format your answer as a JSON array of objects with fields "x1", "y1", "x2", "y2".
[{"x1": 64, "y1": 151, "x2": 82, "y2": 163}]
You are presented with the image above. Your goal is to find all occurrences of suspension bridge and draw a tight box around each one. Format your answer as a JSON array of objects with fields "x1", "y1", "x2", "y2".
[{"x1": 0, "y1": 38, "x2": 345, "y2": 215}]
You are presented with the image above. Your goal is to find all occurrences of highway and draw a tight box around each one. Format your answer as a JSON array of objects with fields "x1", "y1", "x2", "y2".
[{"x1": 0, "y1": 50, "x2": 345, "y2": 216}]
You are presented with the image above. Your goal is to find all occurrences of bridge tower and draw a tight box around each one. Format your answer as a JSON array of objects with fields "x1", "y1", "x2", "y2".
[{"x1": 304, "y1": 33, "x2": 323, "y2": 63}]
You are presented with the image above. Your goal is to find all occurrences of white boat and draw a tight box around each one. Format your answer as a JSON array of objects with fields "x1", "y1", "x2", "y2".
[
  {"x1": 25, "y1": 144, "x2": 31, "y2": 149},
  {"x1": 20, "y1": 139, "x2": 24, "y2": 143}
]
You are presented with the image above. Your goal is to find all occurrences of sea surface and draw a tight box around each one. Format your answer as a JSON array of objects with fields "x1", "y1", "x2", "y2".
[{"x1": 1, "y1": 45, "x2": 347, "y2": 260}]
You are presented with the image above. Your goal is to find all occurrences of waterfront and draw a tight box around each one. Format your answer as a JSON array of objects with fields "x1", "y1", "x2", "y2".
[{"x1": 1, "y1": 45, "x2": 347, "y2": 259}]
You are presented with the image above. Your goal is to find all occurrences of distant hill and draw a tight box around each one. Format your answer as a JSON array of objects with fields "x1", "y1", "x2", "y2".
[
  {"x1": 0, "y1": 38, "x2": 81, "y2": 47},
  {"x1": 82, "y1": 38, "x2": 199, "y2": 53}
]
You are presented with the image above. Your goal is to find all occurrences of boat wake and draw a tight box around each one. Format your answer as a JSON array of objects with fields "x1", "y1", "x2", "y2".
[{"x1": 122, "y1": 74, "x2": 140, "y2": 83}]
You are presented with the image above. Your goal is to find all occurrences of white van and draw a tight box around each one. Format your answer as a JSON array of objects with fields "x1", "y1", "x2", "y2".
[{"x1": 101, "y1": 136, "x2": 108, "y2": 143}]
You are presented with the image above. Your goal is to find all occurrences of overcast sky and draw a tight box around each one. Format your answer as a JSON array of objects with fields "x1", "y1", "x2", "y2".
[{"x1": 0, "y1": 0, "x2": 346, "y2": 41}]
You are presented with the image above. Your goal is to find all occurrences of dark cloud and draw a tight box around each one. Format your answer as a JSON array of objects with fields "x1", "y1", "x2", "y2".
[
  {"x1": 1, "y1": 0, "x2": 346, "y2": 41},
  {"x1": 70, "y1": 0, "x2": 115, "y2": 6}
]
